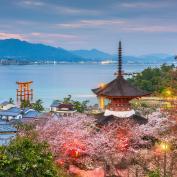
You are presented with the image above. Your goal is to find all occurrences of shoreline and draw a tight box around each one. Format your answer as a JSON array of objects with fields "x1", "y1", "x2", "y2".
[{"x1": 0, "y1": 61, "x2": 176, "y2": 66}]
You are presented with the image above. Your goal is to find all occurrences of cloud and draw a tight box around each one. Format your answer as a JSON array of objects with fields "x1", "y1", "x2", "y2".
[
  {"x1": 59, "y1": 19, "x2": 125, "y2": 29},
  {"x1": 121, "y1": 2, "x2": 168, "y2": 9},
  {"x1": 31, "y1": 32, "x2": 42, "y2": 36},
  {"x1": 0, "y1": 32, "x2": 25, "y2": 40},
  {"x1": 126, "y1": 26, "x2": 177, "y2": 33},
  {"x1": 27, "y1": 32, "x2": 81, "y2": 47},
  {"x1": 19, "y1": 0, "x2": 99, "y2": 16},
  {"x1": 21, "y1": 0, "x2": 44, "y2": 7},
  {"x1": 30, "y1": 32, "x2": 79, "y2": 40},
  {"x1": 55, "y1": 6, "x2": 99, "y2": 15},
  {"x1": 0, "y1": 31, "x2": 80, "y2": 47},
  {"x1": 58, "y1": 18, "x2": 177, "y2": 34}
]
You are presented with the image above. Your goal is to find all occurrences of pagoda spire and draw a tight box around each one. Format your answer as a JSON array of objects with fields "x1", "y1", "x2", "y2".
[{"x1": 118, "y1": 41, "x2": 123, "y2": 78}]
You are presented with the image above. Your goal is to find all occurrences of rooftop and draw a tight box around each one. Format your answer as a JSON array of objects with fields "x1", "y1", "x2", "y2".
[
  {"x1": 95, "y1": 113, "x2": 148, "y2": 126},
  {"x1": 0, "y1": 101, "x2": 13, "y2": 106},
  {"x1": 0, "y1": 111, "x2": 21, "y2": 116},
  {"x1": 57, "y1": 103, "x2": 74, "y2": 111},
  {"x1": 92, "y1": 76, "x2": 150, "y2": 98},
  {"x1": 0, "y1": 120, "x2": 17, "y2": 133},
  {"x1": 23, "y1": 110, "x2": 40, "y2": 118},
  {"x1": 7, "y1": 107, "x2": 21, "y2": 114}
]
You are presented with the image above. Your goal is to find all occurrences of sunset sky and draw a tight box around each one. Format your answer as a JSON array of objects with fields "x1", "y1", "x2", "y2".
[{"x1": 0, "y1": 0, "x2": 177, "y2": 55}]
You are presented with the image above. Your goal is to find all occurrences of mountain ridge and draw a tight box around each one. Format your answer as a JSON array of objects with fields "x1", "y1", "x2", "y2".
[
  {"x1": 0, "y1": 39, "x2": 83, "y2": 62},
  {"x1": 0, "y1": 39, "x2": 175, "y2": 64}
]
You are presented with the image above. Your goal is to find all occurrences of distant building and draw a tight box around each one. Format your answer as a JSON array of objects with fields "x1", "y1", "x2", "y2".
[
  {"x1": 0, "y1": 106, "x2": 40, "y2": 121},
  {"x1": 0, "y1": 106, "x2": 40, "y2": 145},
  {"x1": 0, "y1": 111, "x2": 22, "y2": 121},
  {"x1": 50, "y1": 101, "x2": 76, "y2": 116},
  {"x1": 0, "y1": 119, "x2": 17, "y2": 145},
  {"x1": 92, "y1": 41, "x2": 150, "y2": 123},
  {"x1": 50, "y1": 100, "x2": 61, "y2": 112},
  {"x1": 0, "y1": 101, "x2": 15, "y2": 110},
  {"x1": 22, "y1": 108, "x2": 40, "y2": 120}
]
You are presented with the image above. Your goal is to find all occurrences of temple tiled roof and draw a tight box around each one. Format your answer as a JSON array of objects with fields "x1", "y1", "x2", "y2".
[
  {"x1": 58, "y1": 103, "x2": 74, "y2": 111},
  {"x1": 92, "y1": 76, "x2": 150, "y2": 98},
  {"x1": 0, "y1": 101, "x2": 12, "y2": 106},
  {"x1": 0, "y1": 111, "x2": 21, "y2": 117},
  {"x1": 95, "y1": 113, "x2": 148, "y2": 126},
  {"x1": 7, "y1": 107, "x2": 21, "y2": 113},
  {"x1": 0, "y1": 120, "x2": 17, "y2": 133},
  {"x1": 23, "y1": 110, "x2": 40, "y2": 118}
]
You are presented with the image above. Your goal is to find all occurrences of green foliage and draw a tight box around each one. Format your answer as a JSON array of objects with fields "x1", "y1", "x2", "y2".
[
  {"x1": 31, "y1": 99, "x2": 44, "y2": 112},
  {"x1": 128, "y1": 64, "x2": 177, "y2": 94},
  {"x1": 20, "y1": 100, "x2": 31, "y2": 109},
  {"x1": 73, "y1": 100, "x2": 89, "y2": 113},
  {"x1": 15, "y1": 122, "x2": 37, "y2": 139},
  {"x1": 0, "y1": 136, "x2": 68, "y2": 177},
  {"x1": 131, "y1": 99, "x2": 159, "y2": 118},
  {"x1": 57, "y1": 95, "x2": 89, "y2": 113},
  {"x1": 148, "y1": 169, "x2": 161, "y2": 177},
  {"x1": 20, "y1": 99, "x2": 44, "y2": 112},
  {"x1": 9, "y1": 98, "x2": 14, "y2": 104},
  {"x1": 63, "y1": 94, "x2": 72, "y2": 104}
]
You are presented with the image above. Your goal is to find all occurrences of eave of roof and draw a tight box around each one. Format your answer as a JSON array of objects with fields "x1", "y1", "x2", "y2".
[
  {"x1": 0, "y1": 111, "x2": 21, "y2": 116},
  {"x1": 92, "y1": 77, "x2": 151, "y2": 98}
]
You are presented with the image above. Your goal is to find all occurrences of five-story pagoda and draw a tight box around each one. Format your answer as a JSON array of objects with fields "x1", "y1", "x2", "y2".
[{"x1": 92, "y1": 41, "x2": 150, "y2": 118}]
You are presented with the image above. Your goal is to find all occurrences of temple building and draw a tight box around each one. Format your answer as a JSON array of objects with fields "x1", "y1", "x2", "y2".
[
  {"x1": 50, "y1": 100, "x2": 76, "y2": 116},
  {"x1": 92, "y1": 41, "x2": 150, "y2": 119}
]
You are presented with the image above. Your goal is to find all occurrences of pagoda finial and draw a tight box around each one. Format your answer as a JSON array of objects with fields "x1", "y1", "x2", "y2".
[{"x1": 118, "y1": 41, "x2": 123, "y2": 77}]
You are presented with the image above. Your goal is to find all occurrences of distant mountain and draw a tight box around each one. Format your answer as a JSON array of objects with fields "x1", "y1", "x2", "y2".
[
  {"x1": 0, "y1": 39, "x2": 175, "y2": 64},
  {"x1": 138, "y1": 54, "x2": 175, "y2": 64},
  {"x1": 112, "y1": 53, "x2": 175, "y2": 64},
  {"x1": 71, "y1": 49, "x2": 112, "y2": 61},
  {"x1": 0, "y1": 39, "x2": 83, "y2": 62},
  {"x1": 112, "y1": 54, "x2": 141, "y2": 63},
  {"x1": 140, "y1": 53, "x2": 172, "y2": 59}
]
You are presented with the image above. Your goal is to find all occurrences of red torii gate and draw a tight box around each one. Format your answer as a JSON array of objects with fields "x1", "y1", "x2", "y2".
[{"x1": 16, "y1": 81, "x2": 33, "y2": 102}]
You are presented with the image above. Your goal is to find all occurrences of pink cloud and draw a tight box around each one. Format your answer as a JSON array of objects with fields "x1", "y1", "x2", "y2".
[
  {"x1": 31, "y1": 32, "x2": 78, "y2": 40},
  {"x1": 125, "y1": 25, "x2": 177, "y2": 33},
  {"x1": 31, "y1": 32, "x2": 41, "y2": 36},
  {"x1": 59, "y1": 19, "x2": 125, "y2": 29},
  {"x1": 0, "y1": 32, "x2": 25, "y2": 40},
  {"x1": 28, "y1": 32, "x2": 81, "y2": 47}
]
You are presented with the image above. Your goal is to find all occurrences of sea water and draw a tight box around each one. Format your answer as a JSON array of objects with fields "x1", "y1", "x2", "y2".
[{"x1": 0, "y1": 63, "x2": 166, "y2": 107}]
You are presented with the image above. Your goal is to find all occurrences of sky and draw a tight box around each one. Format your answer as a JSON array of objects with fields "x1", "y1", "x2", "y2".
[{"x1": 0, "y1": 0, "x2": 177, "y2": 55}]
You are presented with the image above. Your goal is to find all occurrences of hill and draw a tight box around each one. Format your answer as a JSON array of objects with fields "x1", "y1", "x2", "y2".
[
  {"x1": 0, "y1": 39, "x2": 175, "y2": 64},
  {"x1": 0, "y1": 39, "x2": 83, "y2": 62},
  {"x1": 71, "y1": 49, "x2": 112, "y2": 61}
]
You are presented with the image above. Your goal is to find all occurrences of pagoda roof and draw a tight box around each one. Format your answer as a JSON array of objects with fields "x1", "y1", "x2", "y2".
[
  {"x1": 95, "y1": 113, "x2": 148, "y2": 126},
  {"x1": 92, "y1": 41, "x2": 150, "y2": 98},
  {"x1": 92, "y1": 76, "x2": 150, "y2": 98}
]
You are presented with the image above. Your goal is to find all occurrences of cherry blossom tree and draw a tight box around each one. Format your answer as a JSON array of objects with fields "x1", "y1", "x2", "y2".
[{"x1": 30, "y1": 110, "x2": 175, "y2": 176}]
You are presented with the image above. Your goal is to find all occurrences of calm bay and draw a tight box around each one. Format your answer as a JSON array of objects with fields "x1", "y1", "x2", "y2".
[{"x1": 0, "y1": 63, "x2": 167, "y2": 107}]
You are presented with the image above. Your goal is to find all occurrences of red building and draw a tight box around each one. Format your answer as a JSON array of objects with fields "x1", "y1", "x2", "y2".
[{"x1": 92, "y1": 41, "x2": 150, "y2": 118}]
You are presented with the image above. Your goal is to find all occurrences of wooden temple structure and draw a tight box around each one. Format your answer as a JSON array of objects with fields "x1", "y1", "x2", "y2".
[
  {"x1": 16, "y1": 81, "x2": 33, "y2": 102},
  {"x1": 92, "y1": 41, "x2": 150, "y2": 118}
]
